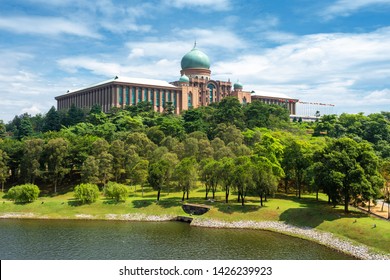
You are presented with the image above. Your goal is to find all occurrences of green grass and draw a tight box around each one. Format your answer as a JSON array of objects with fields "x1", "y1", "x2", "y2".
[{"x1": 1, "y1": 187, "x2": 389, "y2": 255}]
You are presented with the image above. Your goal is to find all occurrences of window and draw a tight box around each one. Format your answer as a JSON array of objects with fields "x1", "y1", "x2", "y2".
[
  {"x1": 162, "y1": 90, "x2": 165, "y2": 106},
  {"x1": 138, "y1": 88, "x2": 142, "y2": 103},
  {"x1": 150, "y1": 89, "x2": 154, "y2": 105},
  {"x1": 168, "y1": 90, "x2": 172, "y2": 102},
  {"x1": 132, "y1": 87, "x2": 136, "y2": 105},
  {"x1": 173, "y1": 92, "x2": 177, "y2": 107},
  {"x1": 125, "y1": 87, "x2": 130, "y2": 105},
  {"x1": 188, "y1": 92, "x2": 192, "y2": 108},
  {"x1": 208, "y1": 84, "x2": 215, "y2": 103},
  {"x1": 118, "y1": 86, "x2": 123, "y2": 105},
  {"x1": 156, "y1": 89, "x2": 160, "y2": 106},
  {"x1": 144, "y1": 88, "x2": 148, "y2": 101}
]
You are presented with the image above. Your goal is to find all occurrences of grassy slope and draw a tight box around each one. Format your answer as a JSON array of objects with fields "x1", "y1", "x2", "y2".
[{"x1": 1, "y1": 187, "x2": 389, "y2": 255}]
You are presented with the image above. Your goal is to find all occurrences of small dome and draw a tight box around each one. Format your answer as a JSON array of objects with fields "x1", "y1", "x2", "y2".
[
  {"x1": 181, "y1": 44, "x2": 210, "y2": 70},
  {"x1": 179, "y1": 74, "x2": 189, "y2": 83},
  {"x1": 234, "y1": 80, "x2": 243, "y2": 90}
]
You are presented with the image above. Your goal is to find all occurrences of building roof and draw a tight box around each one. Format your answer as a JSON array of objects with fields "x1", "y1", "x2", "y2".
[
  {"x1": 251, "y1": 90, "x2": 298, "y2": 100},
  {"x1": 181, "y1": 45, "x2": 210, "y2": 70},
  {"x1": 65, "y1": 76, "x2": 177, "y2": 94}
]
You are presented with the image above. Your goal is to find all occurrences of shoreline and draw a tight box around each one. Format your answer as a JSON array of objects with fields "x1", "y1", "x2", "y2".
[{"x1": 1, "y1": 212, "x2": 389, "y2": 260}]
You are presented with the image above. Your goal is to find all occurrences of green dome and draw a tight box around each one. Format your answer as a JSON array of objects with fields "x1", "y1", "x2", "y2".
[
  {"x1": 179, "y1": 74, "x2": 189, "y2": 83},
  {"x1": 181, "y1": 46, "x2": 210, "y2": 70},
  {"x1": 234, "y1": 81, "x2": 243, "y2": 90}
]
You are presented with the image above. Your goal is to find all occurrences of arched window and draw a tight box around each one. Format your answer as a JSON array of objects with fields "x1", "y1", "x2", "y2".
[
  {"x1": 188, "y1": 92, "x2": 193, "y2": 108},
  {"x1": 242, "y1": 97, "x2": 247, "y2": 105},
  {"x1": 207, "y1": 84, "x2": 215, "y2": 103}
]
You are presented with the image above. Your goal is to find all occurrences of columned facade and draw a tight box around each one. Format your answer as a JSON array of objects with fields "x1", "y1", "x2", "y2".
[{"x1": 56, "y1": 45, "x2": 299, "y2": 115}]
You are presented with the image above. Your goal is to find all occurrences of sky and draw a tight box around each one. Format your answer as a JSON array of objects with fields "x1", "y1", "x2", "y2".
[{"x1": 0, "y1": 0, "x2": 390, "y2": 122}]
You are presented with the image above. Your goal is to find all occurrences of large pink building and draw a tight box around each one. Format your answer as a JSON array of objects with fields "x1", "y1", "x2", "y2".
[{"x1": 55, "y1": 44, "x2": 297, "y2": 114}]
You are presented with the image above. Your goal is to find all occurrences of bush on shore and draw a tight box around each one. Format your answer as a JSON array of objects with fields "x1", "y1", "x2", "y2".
[
  {"x1": 104, "y1": 182, "x2": 130, "y2": 202},
  {"x1": 74, "y1": 183, "x2": 100, "y2": 204},
  {"x1": 7, "y1": 184, "x2": 40, "y2": 203}
]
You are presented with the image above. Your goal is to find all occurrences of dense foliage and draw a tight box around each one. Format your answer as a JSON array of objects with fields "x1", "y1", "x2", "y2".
[
  {"x1": 7, "y1": 184, "x2": 40, "y2": 203},
  {"x1": 1, "y1": 98, "x2": 389, "y2": 211},
  {"x1": 74, "y1": 183, "x2": 100, "y2": 204}
]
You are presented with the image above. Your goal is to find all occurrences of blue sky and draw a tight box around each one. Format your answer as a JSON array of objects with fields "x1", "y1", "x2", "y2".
[{"x1": 0, "y1": 0, "x2": 390, "y2": 122}]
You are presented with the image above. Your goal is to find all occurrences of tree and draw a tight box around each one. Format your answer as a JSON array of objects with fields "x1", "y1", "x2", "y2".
[
  {"x1": 0, "y1": 149, "x2": 9, "y2": 192},
  {"x1": 200, "y1": 159, "x2": 221, "y2": 200},
  {"x1": 282, "y1": 140, "x2": 311, "y2": 198},
  {"x1": 44, "y1": 138, "x2": 70, "y2": 193},
  {"x1": 81, "y1": 156, "x2": 100, "y2": 184},
  {"x1": 104, "y1": 182, "x2": 129, "y2": 202},
  {"x1": 0, "y1": 138, "x2": 23, "y2": 183},
  {"x1": 250, "y1": 157, "x2": 278, "y2": 206},
  {"x1": 128, "y1": 159, "x2": 149, "y2": 196},
  {"x1": 379, "y1": 160, "x2": 390, "y2": 217},
  {"x1": 20, "y1": 139, "x2": 44, "y2": 184},
  {"x1": 213, "y1": 96, "x2": 245, "y2": 129},
  {"x1": 313, "y1": 138, "x2": 384, "y2": 213},
  {"x1": 109, "y1": 140, "x2": 126, "y2": 182},
  {"x1": 43, "y1": 106, "x2": 61, "y2": 132},
  {"x1": 148, "y1": 160, "x2": 170, "y2": 201},
  {"x1": 232, "y1": 156, "x2": 252, "y2": 206},
  {"x1": 175, "y1": 157, "x2": 198, "y2": 201},
  {"x1": 63, "y1": 103, "x2": 86, "y2": 127},
  {"x1": 219, "y1": 157, "x2": 235, "y2": 203},
  {"x1": 74, "y1": 183, "x2": 100, "y2": 204},
  {"x1": 244, "y1": 101, "x2": 289, "y2": 129},
  {"x1": 7, "y1": 184, "x2": 40, "y2": 203},
  {"x1": 91, "y1": 139, "x2": 114, "y2": 186},
  {"x1": 17, "y1": 116, "x2": 33, "y2": 140}
]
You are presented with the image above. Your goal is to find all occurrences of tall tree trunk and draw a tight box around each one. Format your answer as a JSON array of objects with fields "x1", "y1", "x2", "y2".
[
  {"x1": 344, "y1": 193, "x2": 349, "y2": 213},
  {"x1": 260, "y1": 194, "x2": 263, "y2": 206},
  {"x1": 225, "y1": 187, "x2": 229, "y2": 203},
  {"x1": 157, "y1": 188, "x2": 161, "y2": 201},
  {"x1": 182, "y1": 191, "x2": 185, "y2": 201},
  {"x1": 186, "y1": 190, "x2": 189, "y2": 200},
  {"x1": 284, "y1": 178, "x2": 288, "y2": 193},
  {"x1": 241, "y1": 193, "x2": 245, "y2": 206},
  {"x1": 316, "y1": 189, "x2": 319, "y2": 201}
]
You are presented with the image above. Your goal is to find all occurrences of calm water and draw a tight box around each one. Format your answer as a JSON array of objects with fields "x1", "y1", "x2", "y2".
[{"x1": 0, "y1": 219, "x2": 355, "y2": 260}]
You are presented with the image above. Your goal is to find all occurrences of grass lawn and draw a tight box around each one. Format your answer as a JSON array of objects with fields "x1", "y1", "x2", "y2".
[{"x1": 1, "y1": 187, "x2": 389, "y2": 255}]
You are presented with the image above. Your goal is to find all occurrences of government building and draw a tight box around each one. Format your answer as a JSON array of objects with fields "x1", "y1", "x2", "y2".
[{"x1": 55, "y1": 44, "x2": 298, "y2": 115}]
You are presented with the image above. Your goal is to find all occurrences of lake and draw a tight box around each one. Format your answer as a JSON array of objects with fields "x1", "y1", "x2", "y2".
[{"x1": 0, "y1": 219, "x2": 355, "y2": 259}]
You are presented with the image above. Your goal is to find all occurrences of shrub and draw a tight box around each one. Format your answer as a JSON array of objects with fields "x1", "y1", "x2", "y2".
[
  {"x1": 7, "y1": 184, "x2": 40, "y2": 203},
  {"x1": 104, "y1": 182, "x2": 129, "y2": 202},
  {"x1": 74, "y1": 183, "x2": 100, "y2": 204}
]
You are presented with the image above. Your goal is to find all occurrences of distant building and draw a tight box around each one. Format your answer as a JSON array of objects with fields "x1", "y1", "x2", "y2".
[{"x1": 55, "y1": 43, "x2": 299, "y2": 115}]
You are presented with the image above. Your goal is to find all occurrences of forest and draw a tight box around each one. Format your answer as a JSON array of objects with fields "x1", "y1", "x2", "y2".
[{"x1": 0, "y1": 97, "x2": 389, "y2": 213}]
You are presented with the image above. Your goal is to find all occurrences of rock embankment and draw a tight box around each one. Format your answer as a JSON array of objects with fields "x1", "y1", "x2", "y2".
[{"x1": 191, "y1": 219, "x2": 390, "y2": 260}]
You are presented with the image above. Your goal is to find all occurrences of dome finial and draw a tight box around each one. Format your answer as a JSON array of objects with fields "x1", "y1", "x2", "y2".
[{"x1": 193, "y1": 40, "x2": 197, "y2": 49}]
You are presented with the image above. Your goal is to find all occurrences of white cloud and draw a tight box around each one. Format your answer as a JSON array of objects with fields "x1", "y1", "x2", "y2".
[
  {"x1": 0, "y1": 16, "x2": 101, "y2": 38},
  {"x1": 322, "y1": 0, "x2": 390, "y2": 19},
  {"x1": 164, "y1": 0, "x2": 231, "y2": 11},
  {"x1": 57, "y1": 57, "x2": 123, "y2": 77},
  {"x1": 212, "y1": 27, "x2": 390, "y2": 113},
  {"x1": 20, "y1": 105, "x2": 43, "y2": 116}
]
